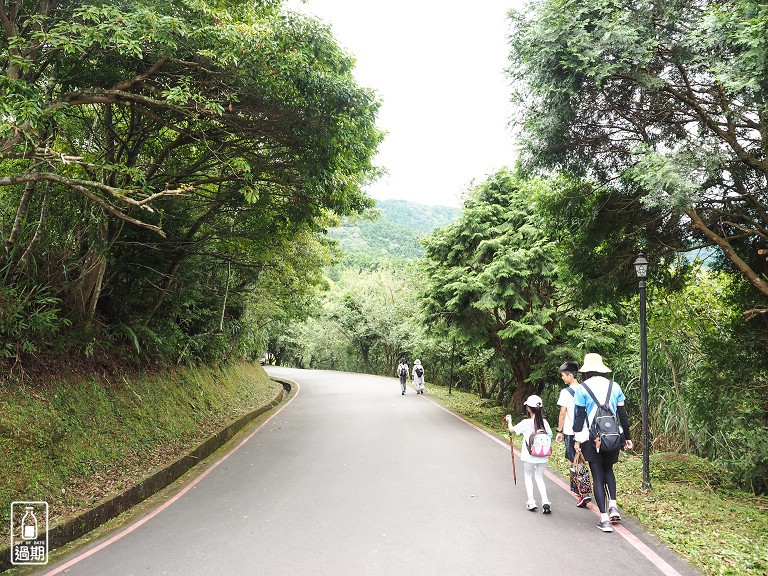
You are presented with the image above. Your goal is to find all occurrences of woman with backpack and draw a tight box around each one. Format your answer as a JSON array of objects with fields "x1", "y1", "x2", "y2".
[
  {"x1": 572, "y1": 353, "x2": 633, "y2": 533},
  {"x1": 505, "y1": 395, "x2": 553, "y2": 514},
  {"x1": 396, "y1": 358, "x2": 409, "y2": 395},
  {"x1": 412, "y1": 359, "x2": 425, "y2": 394}
]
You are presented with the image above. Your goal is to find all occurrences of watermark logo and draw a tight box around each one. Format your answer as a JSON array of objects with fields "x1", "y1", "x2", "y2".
[{"x1": 10, "y1": 501, "x2": 48, "y2": 566}]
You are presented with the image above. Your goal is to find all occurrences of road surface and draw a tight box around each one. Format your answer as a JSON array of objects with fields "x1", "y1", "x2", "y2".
[{"x1": 33, "y1": 367, "x2": 699, "y2": 575}]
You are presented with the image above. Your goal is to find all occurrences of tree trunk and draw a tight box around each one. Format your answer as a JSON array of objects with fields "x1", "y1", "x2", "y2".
[
  {"x1": 476, "y1": 367, "x2": 489, "y2": 398},
  {"x1": 19, "y1": 186, "x2": 51, "y2": 266},
  {"x1": 67, "y1": 219, "x2": 110, "y2": 324},
  {"x1": 507, "y1": 357, "x2": 535, "y2": 413},
  {"x1": 361, "y1": 344, "x2": 371, "y2": 374},
  {"x1": 1, "y1": 178, "x2": 35, "y2": 268}
]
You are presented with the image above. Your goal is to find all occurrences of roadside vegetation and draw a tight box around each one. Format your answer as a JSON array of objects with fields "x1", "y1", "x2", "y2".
[
  {"x1": 426, "y1": 384, "x2": 768, "y2": 576},
  {"x1": 277, "y1": 4, "x2": 768, "y2": 574},
  {"x1": 0, "y1": 362, "x2": 280, "y2": 551},
  {"x1": 1, "y1": 0, "x2": 382, "y2": 372}
]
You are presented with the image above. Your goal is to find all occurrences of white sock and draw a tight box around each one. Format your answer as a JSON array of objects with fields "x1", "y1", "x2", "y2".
[
  {"x1": 609, "y1": 499, "x2": 617, "y2": 508},
  {"x1": 600, "y1": 513, "x2": 609, "y2": 522}
]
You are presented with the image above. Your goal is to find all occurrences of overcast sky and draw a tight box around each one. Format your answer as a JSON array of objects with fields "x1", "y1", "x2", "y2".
[{"x1": 285, "y1": 1, "x2": 525, "y2": 208}]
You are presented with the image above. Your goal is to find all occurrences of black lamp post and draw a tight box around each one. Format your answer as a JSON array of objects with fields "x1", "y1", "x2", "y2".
[{"x1": 633, "y1": 254, "x2": 651, "y2": 491}]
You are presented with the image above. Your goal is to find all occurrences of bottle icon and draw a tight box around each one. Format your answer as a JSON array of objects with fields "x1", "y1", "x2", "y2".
[{"x1": 21, "y1": 507, "x2": 38, "y2": 540}]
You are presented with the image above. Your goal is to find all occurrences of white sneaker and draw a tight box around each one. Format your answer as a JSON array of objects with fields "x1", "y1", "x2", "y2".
[{"x1": 526, "y1": 502, "x2": 537, "y2": 512}]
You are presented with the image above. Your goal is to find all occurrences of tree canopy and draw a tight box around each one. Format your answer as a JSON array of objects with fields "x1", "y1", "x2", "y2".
[
  {"x1": 421, "y1": 169, "x2": 561, "y2": 405},
  {"x1": 1, "y1": 0, "x2": 382, "y2": 362},
  {"x1": 508, "y1": 0, "x2": 768, "y2": 312}
]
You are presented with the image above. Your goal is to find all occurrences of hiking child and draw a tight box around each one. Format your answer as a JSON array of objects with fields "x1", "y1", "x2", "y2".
[
  {"x1": 572, "y1": 353, "x2": 633, "y2": 533},
  {"x1": 412, "y1": 359, "x2": 425, "y2": 394},
  {"x1": 396, "y1": 358, "x2": 409, "y2": 395},
  {"x1": 556, "y1": 361, "x2": 591, "y2": 507},
  {"x1": 505, "y1": 395, "x2": 553, "y2": 514}
]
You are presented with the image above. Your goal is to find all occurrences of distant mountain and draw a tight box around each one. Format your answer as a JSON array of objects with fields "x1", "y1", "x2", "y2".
[{"x1": 328, "y1": 199, "x2": 459, "y2": 269}]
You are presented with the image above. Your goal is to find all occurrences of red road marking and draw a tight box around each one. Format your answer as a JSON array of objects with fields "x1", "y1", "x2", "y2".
[
  {"x1": 421, "y1": 393, "x2": 685, "y2": 576},
  {"x1": 40, "y1": 380, "x2": 301, "y2": 576},
  {"x1": 40, "y1": 379, "x2": 683, "y2": 576}
]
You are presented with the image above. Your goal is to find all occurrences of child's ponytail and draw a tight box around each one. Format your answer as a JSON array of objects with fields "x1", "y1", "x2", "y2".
[{"x1": 529, "y1": 405, "x2": 545, "y2": 431}]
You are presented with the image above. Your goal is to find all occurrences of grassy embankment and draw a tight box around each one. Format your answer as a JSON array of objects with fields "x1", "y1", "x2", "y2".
[
  {"x1": 427, "y1": 384, "x2": 768, "y2": 576},
  {"x1": 0, "y1": 362, "x2": 281, "y2": 550}
]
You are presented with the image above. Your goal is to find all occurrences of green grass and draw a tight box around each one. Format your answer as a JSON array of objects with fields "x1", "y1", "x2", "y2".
[
  {"x1": 0, "y1": 363, "x2": 281, "y2": 548},
  {"x1": 427, "y1": 383, "x2": 768, "y2": 576}
]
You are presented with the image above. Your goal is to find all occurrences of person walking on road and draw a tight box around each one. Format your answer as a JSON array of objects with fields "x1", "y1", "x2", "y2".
[
  {"x1": 572, "y1": 353, "x2": 633, "y2": 533},
  {"x1": 506, "y1": 395, "x2": 553, "y2": 514},
  {"x1": 412, "y1": 359, "x2": 425, "y2": 394},
  {"x1": 556, "y1": 361, "x2": 591, "y2": 507},
  {"x1": 396, "y1": 358, "x2": 409, "y2": 395}
]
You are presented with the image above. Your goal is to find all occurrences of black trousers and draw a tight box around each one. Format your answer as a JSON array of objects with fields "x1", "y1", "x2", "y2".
[{"x1": 583, "y1": 443, "x2": 619, "y2": 513}]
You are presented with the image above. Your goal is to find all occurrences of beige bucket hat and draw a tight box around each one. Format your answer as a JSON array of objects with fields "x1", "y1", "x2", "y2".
[{"x1": 579, "y1": 353, "x2": 611, "y2": 373}]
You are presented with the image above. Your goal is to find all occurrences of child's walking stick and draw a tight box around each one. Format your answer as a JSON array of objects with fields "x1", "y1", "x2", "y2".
[{"x1": 502, "y1": 416, "x2": 517, "y2": 485}]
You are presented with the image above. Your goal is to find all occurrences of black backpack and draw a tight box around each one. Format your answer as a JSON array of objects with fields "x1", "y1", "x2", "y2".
[
  {"x1": 415, "y1": 366, "x2": 423, "y2": 378},
  {"x1": 583, "y1": 380, "x2": 624, "y2": 452},
  {"x1": 399, "y1": 365, "x2": 408, "y2": 377}
]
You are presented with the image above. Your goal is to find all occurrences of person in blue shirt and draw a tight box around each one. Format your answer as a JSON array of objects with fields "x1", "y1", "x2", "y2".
[{"x1": 572, "y1": 353, "x2": 633, "y2": 533}]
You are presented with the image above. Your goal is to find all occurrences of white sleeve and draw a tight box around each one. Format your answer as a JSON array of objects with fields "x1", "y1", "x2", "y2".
[{"x1": 512, "y1": 420, "x2": 529, "y2": 436}]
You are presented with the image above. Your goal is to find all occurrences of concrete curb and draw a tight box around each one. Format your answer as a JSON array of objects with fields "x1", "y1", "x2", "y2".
[{"x1": 0, "y1": 380, "x2": 291, "y2": 572}]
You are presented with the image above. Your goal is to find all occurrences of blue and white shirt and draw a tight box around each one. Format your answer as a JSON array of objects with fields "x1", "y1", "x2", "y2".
[{"x1": 573, "y1": 376, "x2": 626, "y2": 442}]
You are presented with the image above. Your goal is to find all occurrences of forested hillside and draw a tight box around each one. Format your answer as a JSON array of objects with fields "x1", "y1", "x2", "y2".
[
  {"x1": 327, "y1": 200, "x2": 458, "y2": 270},
  {"x1": 280, "y1": 0, "x2": 768, "y2": 507}
]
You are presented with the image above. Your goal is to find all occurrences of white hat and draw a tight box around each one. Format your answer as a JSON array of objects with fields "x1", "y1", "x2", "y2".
[
  {"x1": 579, "y1": 353, "x2": 611, "y2": 373},
  {"x1": 524, "y1": 395, "x2": 543, "y2": 408},
  {"x1": 414, "y1": 359, "x2": 421, "y2": 365}
]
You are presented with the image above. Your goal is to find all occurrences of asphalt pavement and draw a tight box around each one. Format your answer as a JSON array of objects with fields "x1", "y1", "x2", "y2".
[{"x1": 31, "y1": 367, "x2": 700, "y2": 576}]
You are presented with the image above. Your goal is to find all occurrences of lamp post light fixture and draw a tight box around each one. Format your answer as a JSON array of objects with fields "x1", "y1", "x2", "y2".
[{"x1": 633, "y1": 254, "x2": 651, "y2": 491}]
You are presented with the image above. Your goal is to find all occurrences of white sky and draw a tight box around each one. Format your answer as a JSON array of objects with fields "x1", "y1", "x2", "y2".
[{"x1": 285, "y1": 1, "x2": 525, "y2": 208}]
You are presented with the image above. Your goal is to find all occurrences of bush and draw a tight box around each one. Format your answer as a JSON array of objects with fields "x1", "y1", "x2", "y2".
[{"x1": 0, "y1": 279, "x2": 70, "y2": 359}]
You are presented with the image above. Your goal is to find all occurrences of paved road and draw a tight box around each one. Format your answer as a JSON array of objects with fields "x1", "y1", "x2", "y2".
[{"x1": 35, "y1": 368, "x2": 699, "y2": 576}]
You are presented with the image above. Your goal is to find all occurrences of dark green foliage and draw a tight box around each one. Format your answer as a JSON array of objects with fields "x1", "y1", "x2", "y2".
[
  {"x1": 507, "y1": 0, "x2": 768, "y2": 493},
  {"x1": 421, "y1": 169, "x2": 561, "y2": 406},
  {"x1": 508, "y1": 0, "x2": 768, "y2": 305},
  {"x1": 1, "y1": 0, "x2": 382, "y2": 366}
]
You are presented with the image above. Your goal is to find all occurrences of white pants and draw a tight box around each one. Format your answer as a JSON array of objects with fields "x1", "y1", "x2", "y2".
[{"x1": 523, "y1": 461, "x2": 550, "y2": 506}]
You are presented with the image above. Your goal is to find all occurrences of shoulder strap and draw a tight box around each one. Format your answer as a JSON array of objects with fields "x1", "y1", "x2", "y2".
[
  {"x1": 605, "y1": 379, "x2": 614, "y2": 407},
  {"x1": 566, "y1": 387, "x2": 575, "y2": 397},
  {"x1": 582, "y1": 382, "x2": 601, "y2": 406},
  {"x1": 525, "y1": 420, "x2": 537, "y2": 449}
]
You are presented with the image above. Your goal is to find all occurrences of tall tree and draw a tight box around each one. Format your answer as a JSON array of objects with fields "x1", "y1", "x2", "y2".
[
  {"x1": 421, "y1": 169, "x2": 559, "y2": 407},
  {"x1": 508, "y1": 0, "x2": 768, "y2": 313},
  {"x1": 1, "y1": 1, "x2": 382, "y2": 348}
]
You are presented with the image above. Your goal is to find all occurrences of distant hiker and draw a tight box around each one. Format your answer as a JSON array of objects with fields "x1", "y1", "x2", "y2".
[
  {"x1": 572, "y1": 353, "x2": 633, "y2": 533},
  {"x1": 506, "y1": 395, "x2": 553, "y2": 514},
  {"x1": 412, "y1": 359, "x2": 425, "y2": 394},
  {"x1": 556, "y1": 361, "x2": 591, "y2": 507},
  {"x1": 396, "y1": 358, "x2": 409, "y2": 395}
]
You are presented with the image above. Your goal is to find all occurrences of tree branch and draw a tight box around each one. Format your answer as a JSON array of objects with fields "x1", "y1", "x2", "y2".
[
  {"x1": 686, "y1": 207, "x2": 768, "y2": 297},
  {"x1": 0, "y1": 172, "x2": 186, "y2": 209}
]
